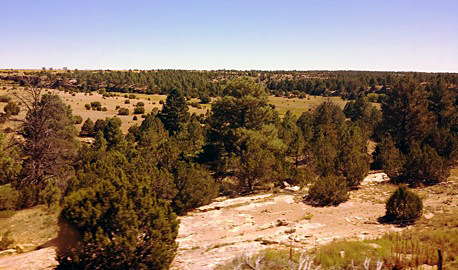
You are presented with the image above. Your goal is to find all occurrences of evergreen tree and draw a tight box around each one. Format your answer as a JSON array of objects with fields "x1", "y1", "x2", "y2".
[
  {"x1": 171, "y1": 161, "x2": 218, "y2": 215},
  {"x1": 103, "y1": 117, "x2": 126, "y2": 151},
  {"x1": 80, "y1": 118, "x2": 94, "y2": 137},
  {"x1": 374, "y1": 136, "x2": 404, "y2": 181},
  {"x1": 18, "y1": 94, "x2": 79, "y2": 207},
  {"x1": 380, "y1": 79, "x2": 433, "y2": 153},
  {"x1": 0, "y1": 132, "x2": 22, "y2": 185},
  {"x1": 56, "y1": 178, "x2": 179, "y2": 269},
  {"x1": 337, "y1": 125, "x2": 370, "y2": 188},
  {"x1": 233, "y1": 126, "x2": 288, "y2": 192},
  {"x1": 385, "y1": 185, "x2": 423, "y2": 224},
  {"x1": 158, "y1": 88, "x2": 190, "y2": 135},
  {"x1": 278, "y1": 111, "x2": 304, "y2": 167}
]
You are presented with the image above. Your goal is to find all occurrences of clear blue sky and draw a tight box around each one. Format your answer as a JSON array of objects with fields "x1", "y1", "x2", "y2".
[{"x1": 1, "y1": 0, "x2": 457, "y2": 72}]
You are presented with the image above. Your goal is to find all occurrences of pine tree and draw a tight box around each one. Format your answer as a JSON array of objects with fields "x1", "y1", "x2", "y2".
[
  {"x1": 337, "y1": 125, "x2": 370, "y2": 188},
  {"x1": 380, "y1": 79, "x2": 433, "y2": 153},
  {"x1": 56, "y1": 178, "x2": 179, "y2": 269},
  {"x1": 80, "y1": 118, "x2": 94, "y2": 137},
  {"x1": 171, "y1": 161, "x2": 218, "y2": 215},
  {"x1": 158, "y1": 88, "x2": 190, "y2": 135}
]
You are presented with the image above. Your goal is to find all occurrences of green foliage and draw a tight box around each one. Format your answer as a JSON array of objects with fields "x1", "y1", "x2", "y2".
[
  {"x1": 19, "y1": 94, "x2": 79, "y2": 207},
  {"x1": 278, "y1": 111, "x2": 304, "y2": 167},
  {"x1": 90, "y1": 101, "x2": 102, "y2": 110},
  {"x1": 56, "y1": 178, "x2": 179, "y2": 269},
  {"x1": 93, "y1": 119, "x2": 106, "y2": 134},
  {"x1": 72, "y1": 115, "x2": 83, "y2": 125},
  {"x1": 133, "y1": 106, "x2": 145, "y2": 114},
  {"x1": 233, "y1": 126, "x2": 288, "y2": 192},
  {"x1": 380, "y1": 79, "x2": 433, "y2": 153},
  {"x1": 305, "y1": 175, "x2": 349, "y2": 206},
  {"x1": 3, "y1": 101, "x2": 20, "y2": 115},
  {"x1": 118, "y1": 107, "x2": 129, "y2": 115},
  {"x1": 103, "y1": 117, "x2": 126, "y2": 150},
  {"x1": 0, "y1": 132, "x2": 22, "y2": 185},
  {"x1": 203, "y1": 77, "x2": 276, "y2": 181},
  {"x1": 171, "y1": 161, "x2": 218, "y2": 215},
  {"x1": 385, "y1": 185, "x2": 423, "y2": 223},
  {"x1": 337, "y1": 125, "x2": 370, "y2": 188},
  {"x1": 374, "y1": 136, "x2": 404, "y2": 179},
  {"x1": 0, "y1": 184, "x2": 19, "y2": 211},
  {"x1": 158, "y1": 88, "x2": 190, "y2": 135},
  {"x1": 39, "y1": 180, "x2": 62, "y2": 210},
  {"x1": 80, "y1": 118, "x2": 94, "y2": 137},
  {"x1": 199, "y1": 93, "x2": 211, "y2": 104},
  {"x1": 403, "y1": 144, "x2": 449, "y2": 185}
]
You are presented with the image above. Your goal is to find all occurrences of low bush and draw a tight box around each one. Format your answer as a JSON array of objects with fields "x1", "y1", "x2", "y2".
[
  {"x1": 305, "y1": 175, "x2": 348, "y2": 206},
  {"x1": 118, "y1": 108, "x2": 129, "y2": 115},
  {"x1": 3, "y1": 102, "x2": 20, "y2": 115},
  {"x1": 72, "y1": 115, "x2": 83, "y2": 125},
  {"x1": 134, "y1": 107, "x2": 145, "y2": 114},
  {"x1": 385, "y1": 185, "x2": 423, "y2": 224}
]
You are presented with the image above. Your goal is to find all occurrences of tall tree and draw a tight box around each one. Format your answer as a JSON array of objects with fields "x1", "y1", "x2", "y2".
[
  {"x1": 16, "y1": 87, "x2": 79, "y2": 206},
  {"x1": 380, "y1": 79, "x2": 433, "y2": 153},
  {"x1": 158, "y1": 88, "x2": 190, "y2": 135}
]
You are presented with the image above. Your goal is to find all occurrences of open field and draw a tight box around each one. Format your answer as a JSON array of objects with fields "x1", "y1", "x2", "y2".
[{"x1": 1, "y1": 82, "x2": 357, "y2": 133}]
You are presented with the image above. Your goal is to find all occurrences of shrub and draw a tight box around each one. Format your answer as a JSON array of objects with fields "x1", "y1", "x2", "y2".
[
  {"x1": 159, "y1": 100, "x2": 164, "y2": 105},
  {"x1": 101, "y1": 107, "x2": 107, "y2": 111},
  {"x1": 39, "y1": 180, "x2": 62, "y2": 210},
  {"x1": 118, "y1": 108, "x2": 129, "y2": 115},
  {"x1": 0, "y1": 95, "x2": 11, "y2": 103},
  {"x1": 115, "y1": 105, "x2": 120, "y2": 110},
  {"x1": 199, "y1": 95, "x2": 211, "y2": 104},
  {"x1": 72, "y1": 115, "x2": 83, "y2": 125},
  {"x1": 171, "y1": 162, "x2": 219, "y2": 215},
  {"x1": 128, "y1": 94, "x2": 136, "y2": 99},
  {"x1": 80, "y1": 118, "x2": 94, "y2": 137},
  {"x1": 84, "y1": 104, "x2": 91, "y2": 110},
  {"x1": 136, "y1": 102, "x2": 145, "y2": 107},
  {"x1": 3, "y1": 102, "x2": 20, "y2": 115},
  {"x1": 133, "y1": 116, "x2": 138, "y2": 121},
  {"x1": 56, "y1": 179, "x2": 178, "y2": 269},
  {"x1": 90, "y1": 101, "x2": 102, "y2": 110},
  {"x1": 124, "y1": 99, "x2": 130, "y2": 104},
  {"x1": 133, "y1": 107, "x2": 145, "y2": 114},
  {"x1": 385, "y1": 185, "x2": 423, "y2": 224},
  {"x1": 305, "y1": 175, "x2": 348, "y2": 206},
  {"x1": 0, "y1": 184, "x2": 19, "y2": 210}
]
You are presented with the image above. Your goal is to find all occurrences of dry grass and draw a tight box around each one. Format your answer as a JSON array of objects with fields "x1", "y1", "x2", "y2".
[{"x1": 0, "y1": 206, "x2": 59, "y2": 250}]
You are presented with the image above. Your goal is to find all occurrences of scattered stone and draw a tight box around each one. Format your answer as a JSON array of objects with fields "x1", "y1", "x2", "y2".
[
  {"x1": 276, "y1": 219, "x2": 289, "y2": 227},
  {"x1": 261, "y1": 239, "x2": 278, "y2": 245},
  {"x1": 0, "y1": 249, "x2": 17, "y2": 255},
  {"x1": 424, "y1": 212, "x2": 434, "y2": 219}
]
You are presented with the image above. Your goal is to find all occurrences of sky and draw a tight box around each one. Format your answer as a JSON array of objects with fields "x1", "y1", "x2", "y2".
[{"x1": 0, "y1": 0, "x2": 457, "y2": 72}]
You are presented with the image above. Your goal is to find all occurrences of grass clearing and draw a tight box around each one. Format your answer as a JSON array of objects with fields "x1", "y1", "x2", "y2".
[{"x1": 0, "y1": 206, "x2": 59, "y2": 251}]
